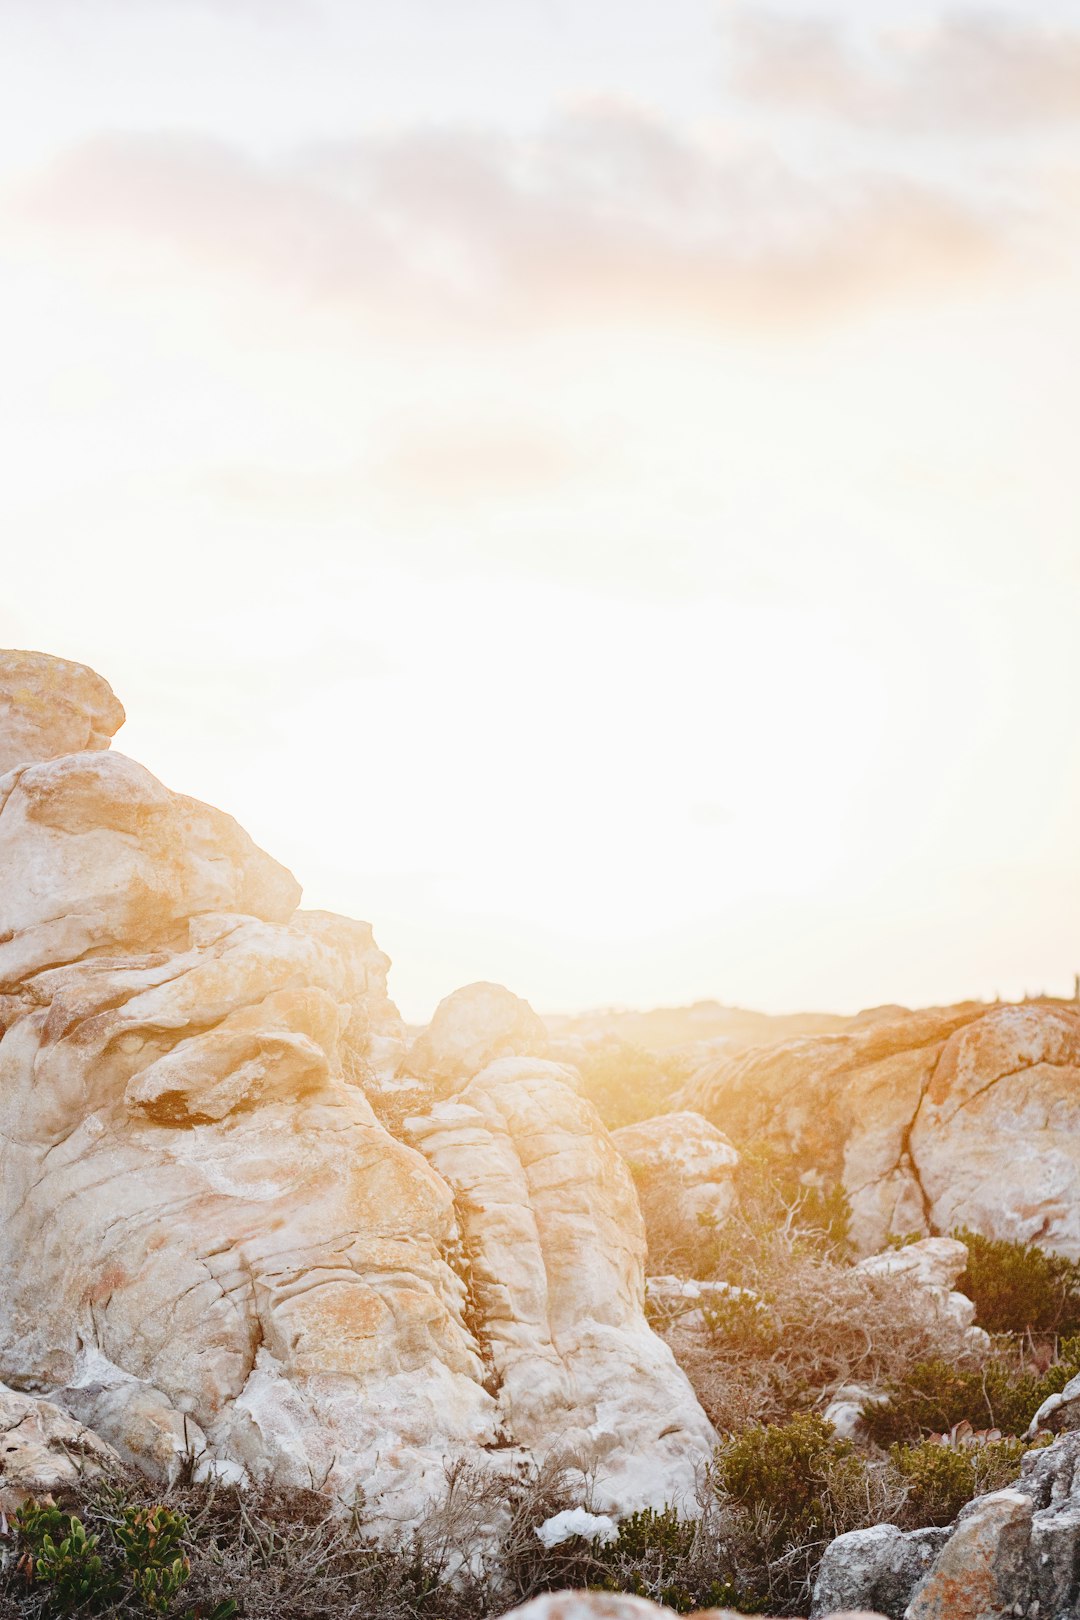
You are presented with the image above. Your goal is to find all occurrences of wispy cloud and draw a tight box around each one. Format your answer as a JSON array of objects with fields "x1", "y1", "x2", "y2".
[
  {"x1": 731, "y1": 9, "x2": 1080, "y2": 132},
  {"x1": 13, "y1": 101, "x2": 999, "y2": 333}
]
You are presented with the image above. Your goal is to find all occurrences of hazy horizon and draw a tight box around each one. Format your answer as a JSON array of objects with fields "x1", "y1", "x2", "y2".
[{"x1": 4, "y1": 1, "x2": 1080, "y2": 1023}]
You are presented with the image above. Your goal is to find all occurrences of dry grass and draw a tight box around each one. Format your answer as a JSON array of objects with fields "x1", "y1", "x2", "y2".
[{"x1": 651, "y1": 1156, "x2": 980, "y2": 1434}]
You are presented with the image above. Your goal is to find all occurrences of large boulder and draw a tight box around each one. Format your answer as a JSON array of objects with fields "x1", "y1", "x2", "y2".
[
  {"x1": 0, "y1": 650, "x2": 714, "y2": 1528},
  {"x1": 407, "y1": 981, "x2": 548, "y2": 1089},
  {"x1": 406, "y1": 1060, "x2": 716, "y2": 1513},
  {"x1": 611, "y1": 1113, "x2": 739, "y2": 1250},
  {"x1": 684, "y1": 1001, "x2": 1080, "y2": 1256},
  {"x1": 0, "y1": 648, "x2": 124, "y2": 776}
]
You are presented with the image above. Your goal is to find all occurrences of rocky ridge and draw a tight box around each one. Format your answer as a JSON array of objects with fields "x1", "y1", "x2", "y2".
[
  {"x1": 0, "y1": 650, "x2": 713, "y2": 1524},
  {"x1": 683, "y1": 1000, "x2": 1080, "y2": 1257}
]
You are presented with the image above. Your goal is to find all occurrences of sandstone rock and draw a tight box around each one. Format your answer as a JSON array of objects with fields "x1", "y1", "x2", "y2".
[
  {"x1": 855, "y1": 1239, "x2": 987, "y2": 1351},
  {"x1": 0, "y1": 650, "x2": 713, "y2": 1528},
  {"x1": 406, "y1": 1058, "x2": 717, "y2": 1513},
  {"x1": 909, "y1": 1003, "x2": 1080, "y2": 1259},
  {"x1": 0, "y1": 1386, "x2": 120, "y2": 1511},
  {"x1": 612, "y1": 1113, "x2": 739, "y2": 1248},
  {"x1": 0, "y1": 648, "x2": 124, "y2": 776},
  {"x1": 684, "y1": 1000, "x2": 1080, "y2": 1256},
  {"x1": 904, "y1": 1488, "x2": 1033, "y2": 1620},
  {"x1": 408, "y1": 981, "x2": 548, "y2": 1089}
]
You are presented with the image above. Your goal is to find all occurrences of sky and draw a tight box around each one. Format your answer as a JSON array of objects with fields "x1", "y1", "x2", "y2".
[{"x1": 2, "y1": 0, "x2": 1080, "y2": 1023}]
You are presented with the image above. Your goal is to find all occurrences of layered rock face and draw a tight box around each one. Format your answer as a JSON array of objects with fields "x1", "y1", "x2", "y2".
[
  {"x1": 683, "y1": 1001, "x2": 1080, "y2": 1256},
  {"x1": 0, "y1": 651, "x2": 713, "y2": 1524}
]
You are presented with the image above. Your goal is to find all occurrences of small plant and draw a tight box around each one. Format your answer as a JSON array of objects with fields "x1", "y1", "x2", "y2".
[
  {"x1": 955, "y1": 1229, "x2": 1080, "y2": 1336},
  {"x1": 700, "y1": 1291, "x2": 780, "y2": 1358},
  {"x1": 889, "y1": 1431, "x2": 1027, "y2": 1526},
  {"x1": 15, "y1": 1505, "x2": 117, "y2": 1614},
  {"x1": 714, "y1": 1414, "x2": 866, "y2": 1556},
  {"x1": 13, "y1": 1496, "x2": 236, "y2": 1618}
]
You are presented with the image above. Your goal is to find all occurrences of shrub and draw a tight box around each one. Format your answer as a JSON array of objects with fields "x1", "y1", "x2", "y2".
[
  {"x1": 13, "y1": 1496, "x2": 236, "y2": 1618},
  {"x1": 574, "y1": 1042, "x2": 693, "y2": 1130},
  {"x1": 710, "y1": 1415, "x2": 903, "y2": 1614},
  {"x1": 714, "y1": 1415, "x2": 864, "y2": 1552},
  {"x1": 864, "y1": 1342, "x2": 1080, "y2": 1446},
  {"x1": 955, "y1": 1229, "x2": 1080, "y2": 1337},
  {"x1": 889, "y1": 1434, "x2": 1027, "y2": 1527}
]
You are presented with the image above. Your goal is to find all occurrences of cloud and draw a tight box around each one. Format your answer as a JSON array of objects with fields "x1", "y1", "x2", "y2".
[
  {"x1": 731, "y1": 9, "x2": 1080, "y2": 132},
  {"x1": 12, "y1": 101, "x2": 998, "y2": 333}
]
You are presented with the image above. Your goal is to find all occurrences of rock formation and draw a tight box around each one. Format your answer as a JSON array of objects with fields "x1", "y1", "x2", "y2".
[
  {"x1": 0, "y1": 1387, "x2": 120, "y2": 1512},
  {"x1": 812, "y1": 1432, "x2": 1080, "y2": 1620},
  {"x1": 0, "y1": 650, "x2": 714, "y2": 1526},
  {"x1": 611, "y1": 1113, "x2": 739, "y2": 1248},
  {"x1": 683, "y1": 1001, "x2": 1080, "y2": 1256}
]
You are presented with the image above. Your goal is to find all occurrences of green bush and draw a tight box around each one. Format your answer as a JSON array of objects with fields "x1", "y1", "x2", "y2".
[
  {"x1": 955, "y1": 1229, "x2": 1080, "y2": 1336},
  {"x1": 864, "y1": 1343, "x2": 1080, "y2": 1446},
  {"x1": 714, "y1": 1414, "x2": 867, "y2": 1556},
  {"x1": 889, "y1": 1436, "x2": 1026, "y2": 1527},
  {"x1": 13, "y1": 1497, "x2": 236, "y2": 1618}
]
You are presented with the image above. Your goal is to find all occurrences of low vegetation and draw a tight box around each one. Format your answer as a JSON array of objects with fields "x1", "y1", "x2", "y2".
[{"x1": 574, "y1": 1041, "x2": 696, "y2": 1131}]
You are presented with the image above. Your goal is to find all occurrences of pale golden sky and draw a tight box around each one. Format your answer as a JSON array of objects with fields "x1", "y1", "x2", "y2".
[{"x1": 3, "y1": 1, "x2": 1080, "y2": 1021}]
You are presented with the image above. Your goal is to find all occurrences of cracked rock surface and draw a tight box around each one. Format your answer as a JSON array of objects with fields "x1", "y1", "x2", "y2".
[
  {"x1": 0, "y1": 650, "x2": 714, "y2": 1526},
  {"x1": 683, "y1": 1001, "x2": 1080, "y2": 1256}
]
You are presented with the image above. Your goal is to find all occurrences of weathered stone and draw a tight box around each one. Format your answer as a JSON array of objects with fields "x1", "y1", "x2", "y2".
[
  {"x1": 612, "y1": 1113, "x2": 739, "y2": 1248},
  {"x1": 1027, "y1": 1370, "x2": 1080, "y2": 1439},
  {"x1": 910, "y1": 1003, "x2": 1080, "y2": 1260},
  {"x1": 904, "y1": 1488, "x2": 1033, "y2": 1619},
  {"x1": 501, "y1": 1593, "x2": 889, "y2": 1620},
  {"x1": 408, "y1": 981, "x2": 548, "y2": 1089},
  {"x1": 811, "y1": 1523, "x2": 949, "y2": 1620},
  {"x1": 815, "y1": 1436, "x2": 1080, "y2": 1620},
  {"x1": 0, "y1": 1386, "x2": 120, "y2": 1511},
  {"x1": 0, "y1": 648, "x2": 124, "y2": 776},
  {"x1": 684, "y1": 1001, "x2": 1080, "y2": 1257},
  {"x1": 0, "y1": 650, "x2": 715, "y2": 1528},
  {"x1": 855, "y1": 1239, "x2": 987, "y2": 1351},
  {"x1": 407, "y1": 1058, "x2": 716, "y2": 1513}
]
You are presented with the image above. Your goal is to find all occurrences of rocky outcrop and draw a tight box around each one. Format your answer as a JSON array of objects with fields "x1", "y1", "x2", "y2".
[
  {"x1": 684, "y1": 1002, "x2": 1080, "y2": 1256},
  {"x1": 408, "y1": 982, "x2": 548, "y2": 1091},
  {"x1": 811, "y1": 1432, "x2": 1080, "y2": 1619},
  {"x1": 406, "y1": 1060, "x2": 716, "y2": 1513},
  {"x1": 611, "y1": 1113, "x2": 739, "y2": 1249},
  {"x1": 0, "y1": 1387, "x2": 120, "y2": 1512},
  {"x1": 0, "y1": 651, "x2": 714, "y2": 1526}
]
